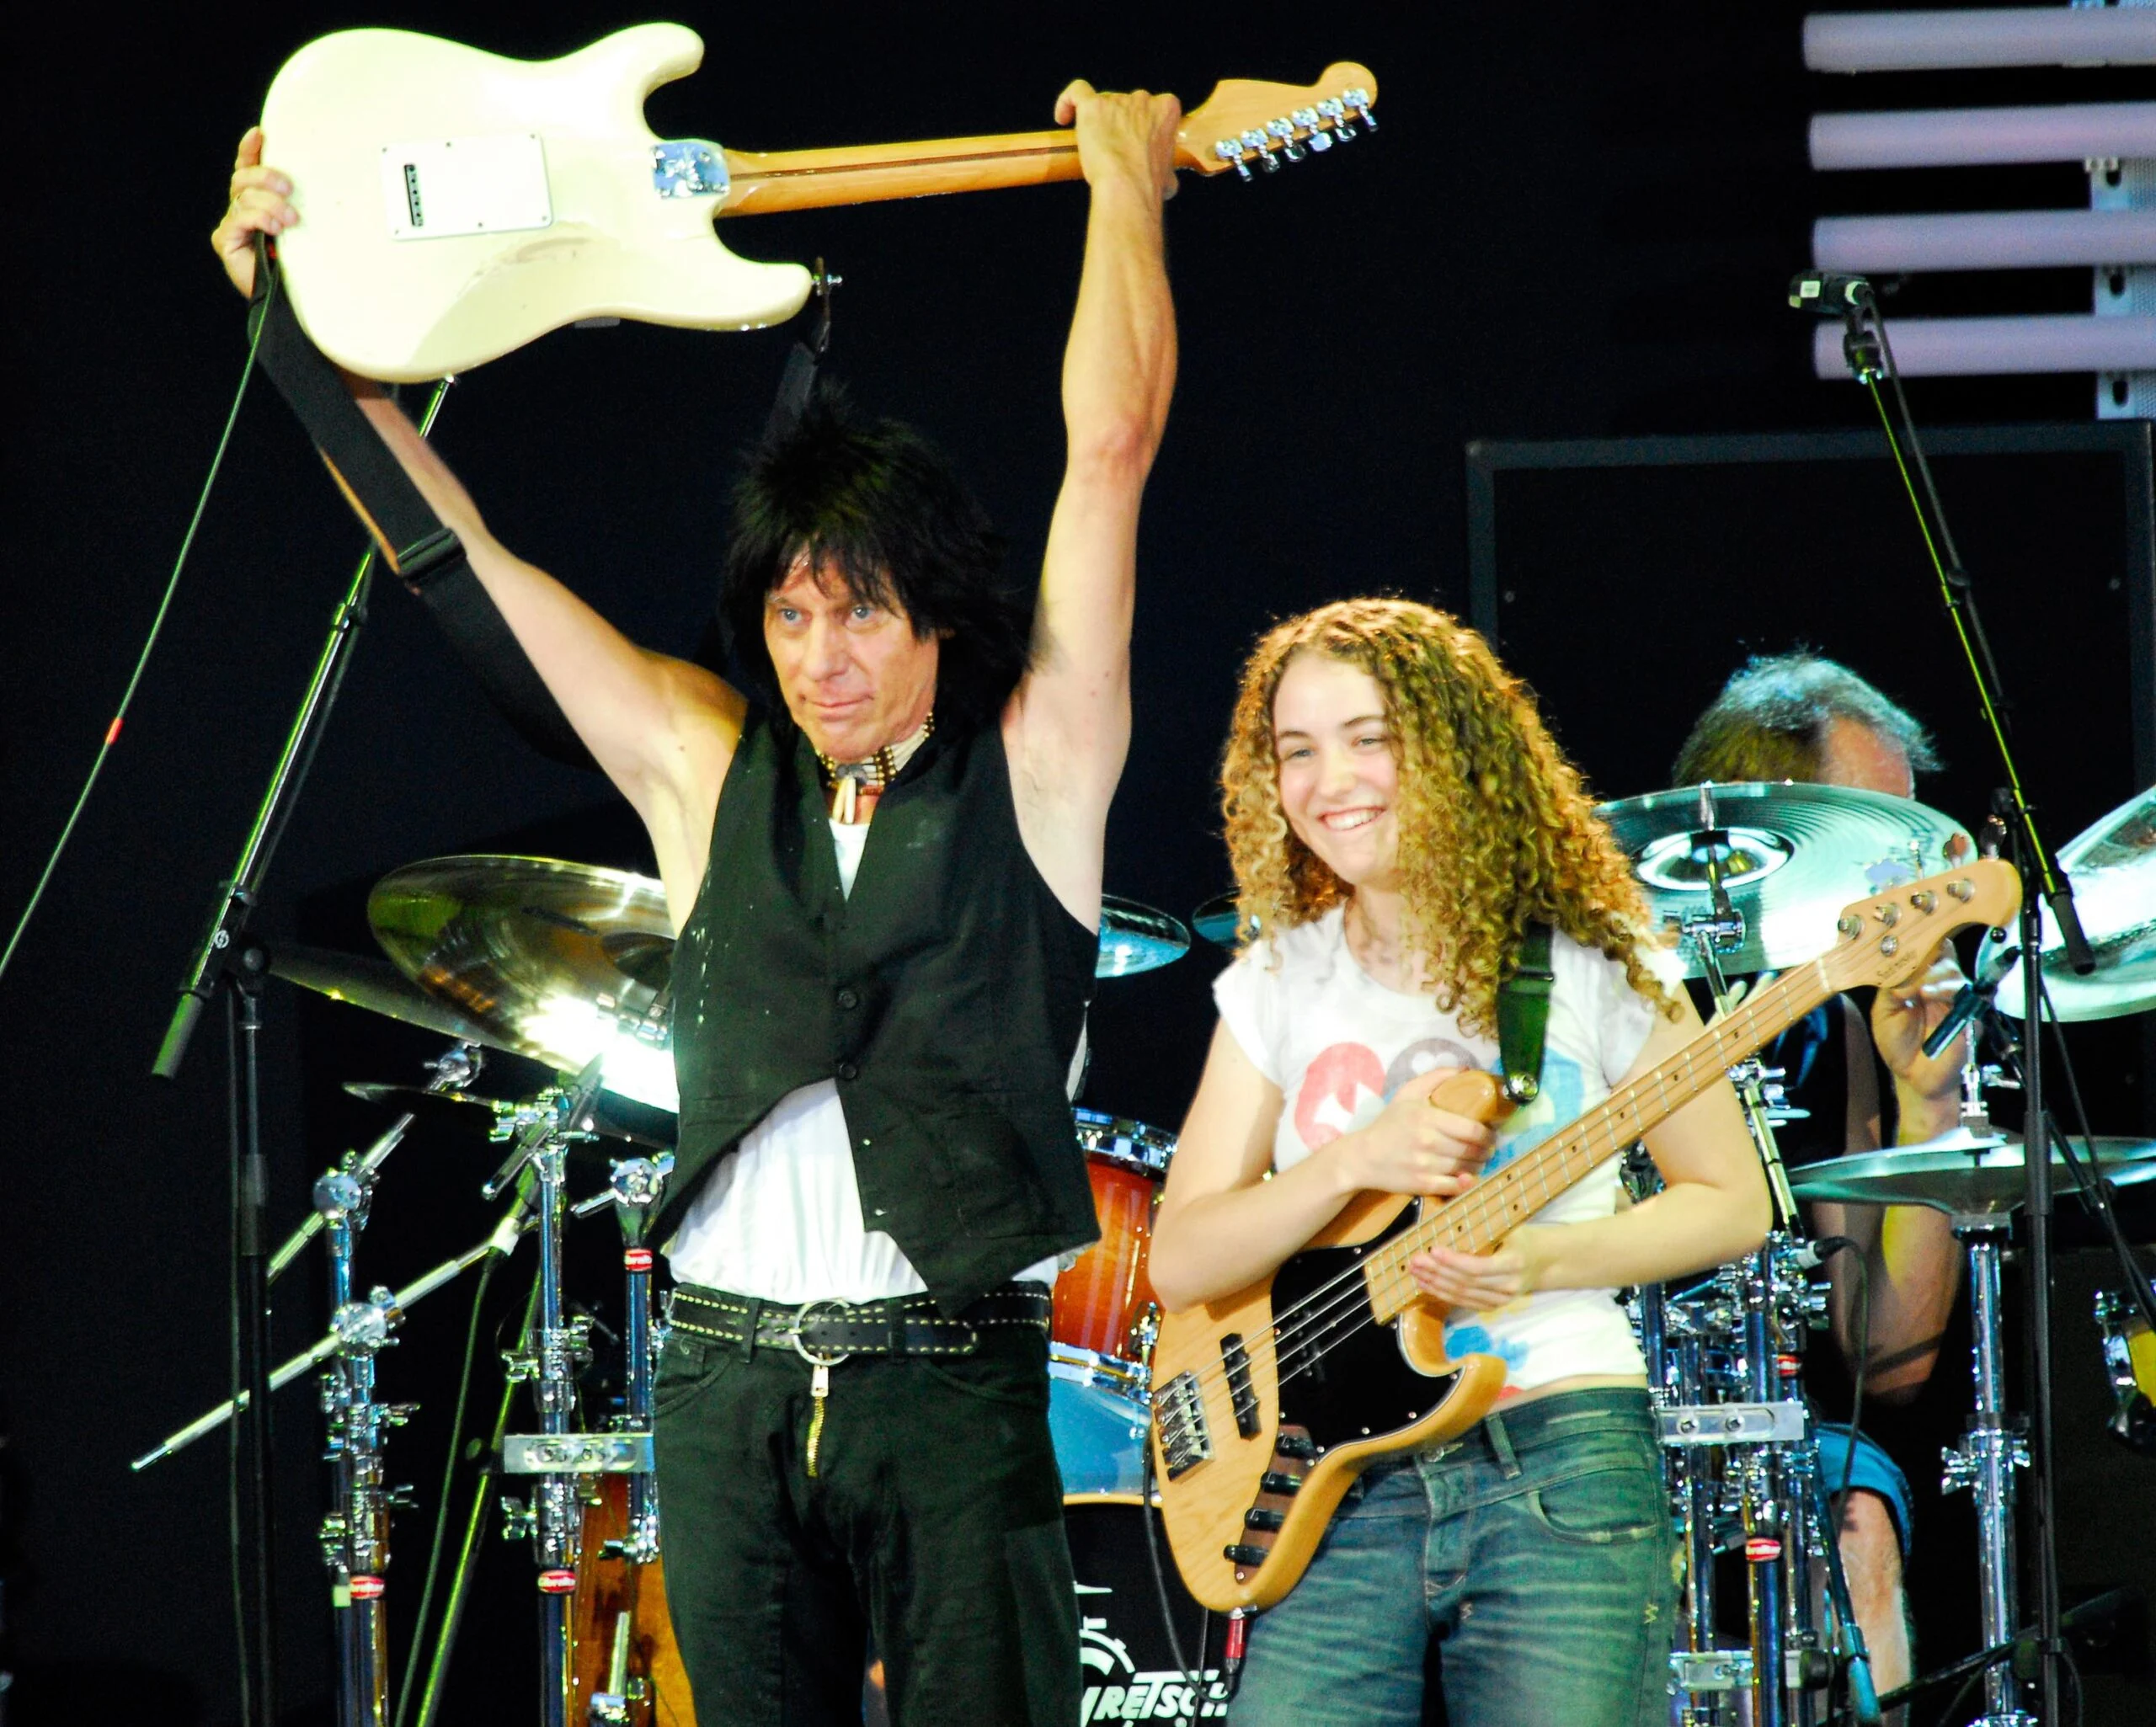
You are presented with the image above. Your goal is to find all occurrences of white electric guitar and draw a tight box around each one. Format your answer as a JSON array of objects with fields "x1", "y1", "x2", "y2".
[{"x1": 260, "y1": 25, "x2": 1379, "y2": 381}]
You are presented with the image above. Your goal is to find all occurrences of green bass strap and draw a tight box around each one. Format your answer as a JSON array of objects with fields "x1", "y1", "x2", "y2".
[{"x1": 1496, "y1": 921, "x2": 1555, "y2": 1104}]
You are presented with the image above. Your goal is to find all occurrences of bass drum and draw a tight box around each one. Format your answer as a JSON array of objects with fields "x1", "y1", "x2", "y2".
[
  {"x1": 1065, "y1": 1495, "x2": 1227, "y2": 1724},
  {"x1": 570, "y1": 1475, "x2": 697, "y2": 1726}
]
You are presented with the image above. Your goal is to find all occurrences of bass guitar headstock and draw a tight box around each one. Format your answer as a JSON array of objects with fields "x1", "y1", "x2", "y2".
[
  {"x1": 1826, "y1": 858, "x2": 2022, "y2": 993},
  {"x1": 1177, "y1": 63, "x2": 1379, "y2": 182}
]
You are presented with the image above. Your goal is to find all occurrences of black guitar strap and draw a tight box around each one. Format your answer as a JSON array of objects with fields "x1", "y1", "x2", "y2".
[
  {"x1": 1496, "y1": 921, "x2": 1555, "y2": 1104},
  {"x1": 244, "y1": 239, "x2": 598, "y2": 770}
]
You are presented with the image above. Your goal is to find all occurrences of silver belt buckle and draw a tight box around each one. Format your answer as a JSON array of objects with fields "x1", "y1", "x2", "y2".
[{"x1": 790, "y1": 1298, "x2": 856, "y2": 1368}]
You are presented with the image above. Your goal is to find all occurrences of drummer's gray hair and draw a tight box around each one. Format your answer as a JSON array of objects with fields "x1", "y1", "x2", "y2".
[{"x1": 1673, "y1": 653, "x2": 1940, "y2": 786}]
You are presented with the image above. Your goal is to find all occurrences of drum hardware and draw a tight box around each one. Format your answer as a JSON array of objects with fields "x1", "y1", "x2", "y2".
[
  {"x1": 483, "y1": 1053, "x2": 612, "y2": 1727},
  {"x1": 2095, "y1": 1291, "x2": 2156, "y2": 1454},
  {"x1": 343, "y1": 1082, "x2": 674, "y2": 1154},
  {"x1": 313, "y1": 1041, "x2": 478, "y2": 1727}
]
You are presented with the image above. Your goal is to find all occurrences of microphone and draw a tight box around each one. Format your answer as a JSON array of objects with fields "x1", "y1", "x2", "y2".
[
  {"x1": 1921, "y1": 945, "x2": 2021, "y2": 1062},
  {"x1": 1794, "y1": 1235, "x2": 1857, "y2": 1271},
  {"x1": 1788, "y1": 270, "x2": 1874, "y2": 314}
]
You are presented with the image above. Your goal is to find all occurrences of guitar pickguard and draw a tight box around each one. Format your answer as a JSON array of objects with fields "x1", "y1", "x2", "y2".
[{"x1": 1267, "y1": 1202, "x2": 1465, "y2": 1450}]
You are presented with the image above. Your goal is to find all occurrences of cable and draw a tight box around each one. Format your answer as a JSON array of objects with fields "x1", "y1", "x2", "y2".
[
  {"x1": 0, "y1": 288, "x2": 270, "y2": 989},
  {"x1": 392, "y1": 1250, "x2": 499, "y2": 1727},
  {"x1": 1139, "y1": 1439, "x2": 1220, "y2": 1710}
]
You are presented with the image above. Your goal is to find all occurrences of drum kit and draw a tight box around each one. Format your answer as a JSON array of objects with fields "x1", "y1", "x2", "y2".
[
  {"x1": 1606, "y1": 779, "x2": 2156, "y2": 1727},
  {"x1": 128, "y1": 781, "x2": 2156, "y2": 1727}
]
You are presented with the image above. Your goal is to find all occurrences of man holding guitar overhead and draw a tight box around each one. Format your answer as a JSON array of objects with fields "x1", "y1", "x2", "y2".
[
  {"x1": 216, "y1": 79, "x2": 1178, "y2": 1727},
  {"x1": 1147, "y1": 600, "x2": 1770, "y2": 1726}
]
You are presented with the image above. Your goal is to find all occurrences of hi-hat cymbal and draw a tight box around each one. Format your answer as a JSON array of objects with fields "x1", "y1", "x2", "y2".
[
  {"x1": 1098, "y1": 897, "x2": 1192, "y2": 978},
  {"x1": 344, "y1": 1081, "x2": 673, "y2": 1150},
  {"x1": 1596, "y1": 781, "x2": 1969, "y2": 978},
  {"x1": 368, "y1": 856, "x2": 680, "y2": 1112},
  {"x1": 1788, "y1": 1126, "x2": 2156, "y2": 1215},
  {"x1": 1977, "y1": 783, "x2": 2156, "y2": 1021}
]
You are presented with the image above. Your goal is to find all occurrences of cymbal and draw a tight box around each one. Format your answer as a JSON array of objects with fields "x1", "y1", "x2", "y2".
[
  {"x1": 344, "y1": 1081, "x2": 672, "y2": 1150},
  {"x1": 1977, "y1": 783, "x2": 2156, "y2": 1021},
  {"x1": 1595, "y1": 781, "x2": 1969, "y2": 978},
  {"x1": 1192, "y1": 891, "x2": 1245, "y2": 949},
  {"x1": 1787, "y1": 1127, "x2": 2156, "y2": 1215},
  {"x1": 368, "y1": 856, "x2": 680, "y2": 1112},
  {"x1": 271, "y1": 943, "x2": 502, "y2": 1048},
  {"x1": 1097, "y1": 896, "x2": 1190, "y2": 978}
]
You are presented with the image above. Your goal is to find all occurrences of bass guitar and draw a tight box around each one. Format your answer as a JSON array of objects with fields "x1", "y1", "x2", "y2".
[
  {"x1": 259, "y1": 24, "x2": 1378, "y2": 381},
  {"x1": 1149, "y1": 858, "x2": 2021, "y2": 1613}
]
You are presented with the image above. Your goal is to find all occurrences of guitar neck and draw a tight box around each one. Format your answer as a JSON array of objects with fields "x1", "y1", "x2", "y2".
[
  {"x1": 721, "y1": 130, "x2": 1089, "y2": 217},
  {"x1": 1360, "y1": 958, "x2": 1841, "y2": 1324}
]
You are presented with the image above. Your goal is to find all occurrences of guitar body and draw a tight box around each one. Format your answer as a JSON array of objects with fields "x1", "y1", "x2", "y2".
[
  {"x1": 1150, "y1": 1190, "x2": 1508, "y2": 1613},
  {"x1": 262, "y1": 26, "x2": 814, "y2": 380}
]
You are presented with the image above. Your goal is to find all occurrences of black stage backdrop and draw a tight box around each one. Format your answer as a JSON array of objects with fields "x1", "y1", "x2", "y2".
[{"x1": 2, "y1": 3, "x2": 2150, "y2": 1723}]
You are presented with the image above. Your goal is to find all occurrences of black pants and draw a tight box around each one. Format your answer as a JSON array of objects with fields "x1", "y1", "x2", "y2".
[{"x1": 653, "y1": 1301, "x2": 1079, "y2": 1725}]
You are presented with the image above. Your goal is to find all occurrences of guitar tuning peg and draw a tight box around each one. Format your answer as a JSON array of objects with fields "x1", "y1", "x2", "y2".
[
  {"x1": 1344, "y1": 88, "x2": 1378, "y2": 131},
  {"x1": 1292, "y1": 108, "x2": 1331, "y2": 153},
  {"x1": 1240, "y1": 128, "x2": 1281, "y2": 172},
  {"x1": 1316, "y1": 98, "x2": 1355, "y2": 143},
  {"x1": 1267, "y1": 118, "x2": 1305, "y2": 163},
  {"x1": 1214, "y1": 137, "x2": 1252, "y2": 183}
]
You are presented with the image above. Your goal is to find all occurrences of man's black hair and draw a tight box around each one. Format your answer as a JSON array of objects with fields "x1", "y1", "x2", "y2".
[
  {"x1": 718, "y1": 382, "x2": 1031, "y2": 735},
  {"x1": 1673, "y1": 650, "x2": 1942, "y2": 786}
]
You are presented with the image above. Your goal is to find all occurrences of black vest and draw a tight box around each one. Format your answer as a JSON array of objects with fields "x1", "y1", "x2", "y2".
[{"x1": 664, "y1": 708, "x2": 1101, "y2": 1314}]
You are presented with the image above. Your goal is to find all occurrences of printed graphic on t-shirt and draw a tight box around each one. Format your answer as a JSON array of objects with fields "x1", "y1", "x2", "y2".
[{"x1": 1285, "y1": 1040, "x2": 1592, "y2": 1389}]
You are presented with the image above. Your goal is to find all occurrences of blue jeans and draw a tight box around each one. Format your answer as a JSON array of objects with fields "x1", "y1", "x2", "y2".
[{"x1": 1231, "y1": 1388, "x2": 1676, "y2": 1727}]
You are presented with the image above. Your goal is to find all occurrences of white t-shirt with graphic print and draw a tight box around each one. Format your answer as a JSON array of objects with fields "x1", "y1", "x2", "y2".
[{"x1": 1212, "y1": 905, "x2": 1672, "y2": 1399}]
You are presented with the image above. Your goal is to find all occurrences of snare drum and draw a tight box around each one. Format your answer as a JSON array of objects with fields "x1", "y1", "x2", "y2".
[{"x1": 1054, "y1": 1110, "x2": 1175, "y2": 1370}]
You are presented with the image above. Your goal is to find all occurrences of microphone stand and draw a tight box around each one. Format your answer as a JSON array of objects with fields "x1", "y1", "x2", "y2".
[
  {"x1": 147, "y1": 381, "x2": 451, "y2": 1727},
  {"x1": 1801, "y1": 272, "x2": 2095, "y2": 1726}
]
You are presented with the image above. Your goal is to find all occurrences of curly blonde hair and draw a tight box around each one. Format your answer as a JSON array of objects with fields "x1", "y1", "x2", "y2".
[{"x1": 1221, "y1": 597, "x2": 1674, "y2": 1034}]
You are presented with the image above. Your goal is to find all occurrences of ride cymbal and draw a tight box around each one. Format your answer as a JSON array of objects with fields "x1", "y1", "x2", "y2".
[{"x1": 1788, "y1": 1127, "x2": 2156, "y2": 1215}]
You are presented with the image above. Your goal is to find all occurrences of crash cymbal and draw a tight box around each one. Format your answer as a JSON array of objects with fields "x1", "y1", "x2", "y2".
[
  {"x1": 272, "y1": 943, "x2": 501, "y2": 1048},
  {"x1": 1596, "y1": 781, "x2": 1969, "y2": 978},
  {"x1": 1193, "y1": 891, "x2": 1246, "y2": 949},
  {"x1": 1097, "y1": 896, "x2": 1191, "y2": 978},
  {"x1": 1788, "y1": 1127, "x2": 2156, "y2": 1215},
  {"x1": 368, "y1": 856, "x2": 679, "y2": 1112},
  {"x1": 1977, "y1": 783, "x2": 2156, "y2": 1021},
  {"x1": 344, "y1": 1082, "x2": 672, "y2": 1150}
]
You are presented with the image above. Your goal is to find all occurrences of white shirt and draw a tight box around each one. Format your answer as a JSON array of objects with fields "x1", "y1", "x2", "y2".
[
  {"x1": 667, "y1": 818, "x2": 1058, "y2": 1300},
  {"x1": 1213, "y1": 907, "x2": 1673, "y2": 1398}
]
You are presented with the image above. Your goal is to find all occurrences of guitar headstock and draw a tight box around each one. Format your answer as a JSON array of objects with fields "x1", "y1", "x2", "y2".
[
  {"x1": 1177, "y1": 63, "x2": 1379, "y2": 181},
  {"x1": 1827, "y1": 858, "x2": 2022, "y2": 991}
]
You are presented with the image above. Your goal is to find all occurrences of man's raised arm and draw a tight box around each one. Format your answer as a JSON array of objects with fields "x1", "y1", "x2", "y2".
[
  {"x1": 1005, "y1": 85, "x2": 1179, "y2": 921},
  {"x1": 211, "y1": 127, "x2": 742, "y2": 904}
]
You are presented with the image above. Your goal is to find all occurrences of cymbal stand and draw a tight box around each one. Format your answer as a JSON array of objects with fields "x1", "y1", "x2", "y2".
[
  {"x1": 1663, "y1": 793, "x2": 1821, "y2": 1727},
  {"x1": 317, "y1": 1042, "x2": 480, "y2": 1727},
  {"x1": 568, "y1": 1154, "x2": 673, "y2": 1724},
  {"x1": 485, "y1": 1058, "x2": 608, "y2": 1727},
  {"x1": 1941, "y1": 1208, "x2": 2033, "y2": 1727}
]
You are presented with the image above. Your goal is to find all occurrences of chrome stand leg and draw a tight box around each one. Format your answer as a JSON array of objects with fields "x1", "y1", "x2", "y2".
[{"x1": 1944, "y1": 1219, "x2": 2033, "y2": 1727}]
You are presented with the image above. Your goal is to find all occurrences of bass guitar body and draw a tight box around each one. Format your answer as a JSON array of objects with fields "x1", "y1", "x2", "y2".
[
  {"x1": 1150, "y1": 1188, "x2": 1507, "y2": 1614},
  {"x1": 262, "y1": 25, "x2": 814, "y2": 380}
]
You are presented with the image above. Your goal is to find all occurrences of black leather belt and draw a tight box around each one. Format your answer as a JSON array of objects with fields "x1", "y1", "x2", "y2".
[{"x1": 665, "y1": 1282, "x2": 1052, "y2": 1361}]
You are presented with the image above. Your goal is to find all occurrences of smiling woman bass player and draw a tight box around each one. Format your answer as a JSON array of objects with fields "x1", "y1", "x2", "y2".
[{"x1": 1146, "y1": 599, "x2": 1770, "y2": 1727}]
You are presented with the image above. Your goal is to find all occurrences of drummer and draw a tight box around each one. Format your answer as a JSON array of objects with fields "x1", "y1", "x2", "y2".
[
  {"x1": 214, "y1": 83, "x2": 1180, "y2": 1726},
  {"x1": 1673, "y1": 651, "x2": 1971, "y2": 1706}
]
